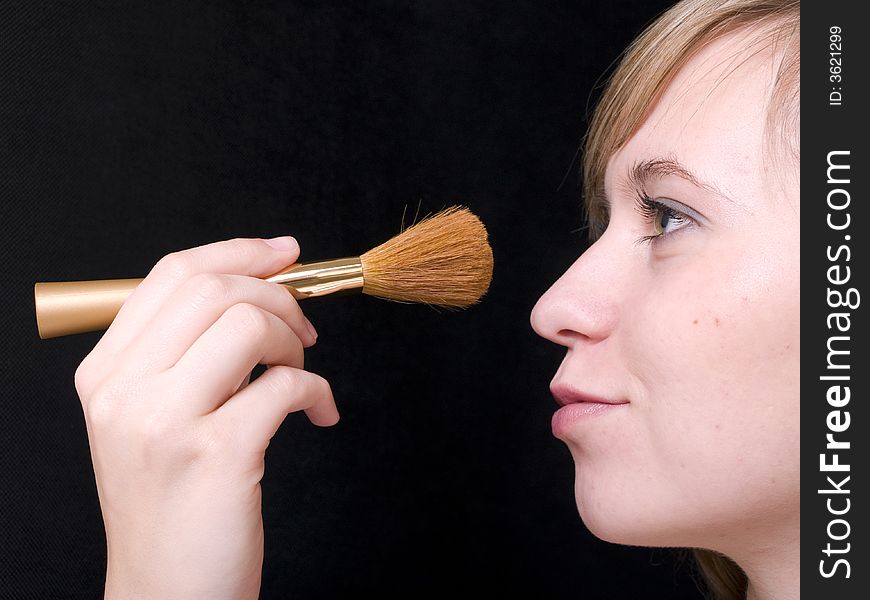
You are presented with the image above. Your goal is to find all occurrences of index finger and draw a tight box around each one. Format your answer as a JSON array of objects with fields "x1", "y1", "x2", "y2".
[{"x1": 90, "y1": 236, "x2": 300, "y2": 362}]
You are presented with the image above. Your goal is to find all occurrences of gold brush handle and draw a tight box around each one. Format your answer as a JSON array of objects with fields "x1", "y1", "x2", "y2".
[
  {"x1": 34, "y1": 257, "x2": 364, "y2": 339},
  {"x1": 34, "y1": 279, "x2": 145, "y2": 339}
]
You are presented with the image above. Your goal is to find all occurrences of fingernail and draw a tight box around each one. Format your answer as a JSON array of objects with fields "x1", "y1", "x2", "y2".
[
  {"x1": 304, "y1": 317, "x2": 318, "y2": 341},
  {"x1": 264, "y1": 236, "x2": 298, "y2": 251}
]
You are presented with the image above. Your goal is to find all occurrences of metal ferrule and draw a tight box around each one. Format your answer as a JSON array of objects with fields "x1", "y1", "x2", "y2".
[{"x1": 265, "y1": 256, "x2": 364, "y2": 299}]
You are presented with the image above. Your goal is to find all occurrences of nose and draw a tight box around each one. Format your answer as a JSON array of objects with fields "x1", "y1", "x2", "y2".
[{"x1": 530, "y1": 234, "x2": 622, "y2": 347}]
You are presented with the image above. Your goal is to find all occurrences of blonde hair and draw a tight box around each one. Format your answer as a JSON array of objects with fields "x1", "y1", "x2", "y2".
[
  {"x1": 579, "y1": 1, "x2": 799, "y2": 598},
  {"x1": 581, "y1": 0, "x2": 800, "y2": 241}
]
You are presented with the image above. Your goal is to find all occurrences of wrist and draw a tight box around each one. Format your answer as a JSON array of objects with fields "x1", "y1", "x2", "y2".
[{"x1": 104, "y1": 560, "x2": 262, "y2": 600}]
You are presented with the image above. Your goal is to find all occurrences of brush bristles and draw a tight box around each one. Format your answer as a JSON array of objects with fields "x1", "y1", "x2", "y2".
[{"x1": 360, "y1": 206, "x2": 494, "y2": 308}]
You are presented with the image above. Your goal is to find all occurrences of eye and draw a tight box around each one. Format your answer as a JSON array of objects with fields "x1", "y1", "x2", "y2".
[
  {"x1": 650, "y1": 202, "x2": 687, "y2": 235},
  {"x1": 634, "y1": 191, "x2": 696, "y2": 245}
]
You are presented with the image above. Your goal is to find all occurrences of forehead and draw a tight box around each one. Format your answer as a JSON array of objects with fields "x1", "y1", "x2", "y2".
[{"x1": 607, "y1": 28, "x2": 779, "y2": 202}]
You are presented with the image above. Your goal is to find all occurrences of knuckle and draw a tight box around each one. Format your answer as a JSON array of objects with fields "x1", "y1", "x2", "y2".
[
  {"x1": 79, "y1": 373, "x2": 208, "y2": 464},
  {"x1": 153, "y1": 252, "x2": 192, "y2": 284},
  {"x1": 84, "y1": 379, "x2": 127, "y2": 428},
  {"x1": 74, "y1": 357, "x2": 96, "y2": 398},
  {"x1": 85, "y1": 395, "x2": 115, "y2": 429},
  {"x1": 134, "y1": 410, "x2": 203, "y2": 465},
  {"x1": 187, "y1": 272, "x2": 230, "y2": 304},
  {"x1": 136, "y1": 409, "x2": 175, "y2": 445},
  {"x1": 228, "y1": 238, "x2": 262, "y2": 262},
  {"x1": 264, "y1": 365, "x2": 299, "y2": 395},
  {"x1": 226, "y1": 302, "x2": 270, "y2": 335},
  {"x1": 319, "y1": 376, "x2": 334, "y2": 398},
  {"x1": 313, "y1": 374, "x2": 333, "y2": 402}
]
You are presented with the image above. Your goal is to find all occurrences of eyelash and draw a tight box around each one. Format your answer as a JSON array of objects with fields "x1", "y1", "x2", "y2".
[{"x1": 632, "y1": 189, "x2": 694, "y2": 245}]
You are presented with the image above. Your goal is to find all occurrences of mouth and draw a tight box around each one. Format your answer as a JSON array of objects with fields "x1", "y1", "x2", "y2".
[
  {"x1": 550, "y1": 382, "x2": 629, "y2": 407},
  {"x1": 550, "y1": 382, "x2": 630, "y2": 436}
]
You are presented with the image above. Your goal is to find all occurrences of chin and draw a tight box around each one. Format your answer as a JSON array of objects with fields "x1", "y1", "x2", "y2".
[
  {"x1": 572, "y1": 471, "x2": 635, "y2": 545},
  {"x1": 572, "y1": 471, "x2": 703, "y2": 548},
  {"x1": 575, "y1": 496, "x2": 646, "y2": 546}
]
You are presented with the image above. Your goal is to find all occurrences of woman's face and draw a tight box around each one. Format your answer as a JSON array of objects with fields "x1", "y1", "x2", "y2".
[{"x1": 530, "y1": 29, "x2": 799, "y2": 552}]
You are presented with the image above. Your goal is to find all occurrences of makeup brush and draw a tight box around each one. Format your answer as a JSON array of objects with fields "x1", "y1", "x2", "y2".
[{"x1": 34, "y1": 205, "x2": 494, "y2": 339}]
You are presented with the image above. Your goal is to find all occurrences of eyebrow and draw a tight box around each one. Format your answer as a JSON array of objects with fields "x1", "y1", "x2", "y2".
[{"x1": 628, "y1": 156, "x2": 735, "y2": 204}]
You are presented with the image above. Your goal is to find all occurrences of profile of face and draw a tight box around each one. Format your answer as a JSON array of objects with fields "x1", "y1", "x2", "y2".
[{"x1": 530, "y1": 27, "x2": 799, "y2": 555}]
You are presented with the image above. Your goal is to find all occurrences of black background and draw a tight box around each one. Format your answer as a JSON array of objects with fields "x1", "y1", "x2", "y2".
[{"x1": 0, "y1": 1, "x2": 706, "y2": 598}]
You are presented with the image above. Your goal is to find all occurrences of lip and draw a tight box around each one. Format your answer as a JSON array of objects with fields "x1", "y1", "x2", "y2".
[
  {"x1": 550, "y1": 382, "x2": 629, "y2": 437},
  {"x1": 549, "y1": 382, "x2": 628, "y2": 407}
]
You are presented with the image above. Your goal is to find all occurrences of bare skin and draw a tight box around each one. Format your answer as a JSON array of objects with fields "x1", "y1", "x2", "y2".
[
  {"x1": 531, "y1": 28, "x2": 799, "y2": 600},
  {"x1": 75, "y1": 236, "x2": 338, "y2": 599}
]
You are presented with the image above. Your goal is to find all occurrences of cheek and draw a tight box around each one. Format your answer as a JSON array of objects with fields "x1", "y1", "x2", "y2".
[
  {"x1": 621, "y1": 237, "x2": 799, "y2": 510},
  {"x1": 632, "y1": 233, "x2": 798, "y2": 412}
]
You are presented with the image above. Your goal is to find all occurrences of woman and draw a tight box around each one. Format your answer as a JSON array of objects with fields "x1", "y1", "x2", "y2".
[
  {"x1": 530, "y1": 1, "x2": 799, "y2": 598},
  {"x1": 73, "y1": 0, "x2": 799, "y2": 598}
]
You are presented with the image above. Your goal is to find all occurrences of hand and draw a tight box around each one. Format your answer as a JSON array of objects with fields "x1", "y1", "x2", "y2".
[{"x1": 73, "y1": 236, "x2": 339, "y2": 600}]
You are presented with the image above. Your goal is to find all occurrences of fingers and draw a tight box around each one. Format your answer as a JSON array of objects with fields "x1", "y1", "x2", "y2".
[
  {"x1": 90, "y1": 237, "x2": 301, "y2": 366},
  {"x1": 73, "y1": 235, "x2": 337, "y2": 465},
  {"x1": 169, "y1": 303, "x2": 306, "y2": 414},
  {"x1": 119, "y1": 272, "x2": 316, "y2": 375},
  {"x1": 236, "y1": 371, "x2": 253, "y2": 394},
  {"x1": 212, "y1": 366, "x2": 339, "y2": 453}
]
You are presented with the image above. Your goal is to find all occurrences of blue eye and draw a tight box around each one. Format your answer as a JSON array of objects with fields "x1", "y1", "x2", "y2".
[{"x1": 634, "y1": 191, "x2": 694, "y2": 245}]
